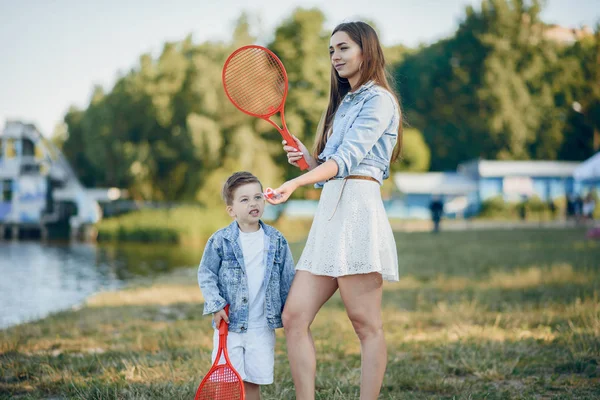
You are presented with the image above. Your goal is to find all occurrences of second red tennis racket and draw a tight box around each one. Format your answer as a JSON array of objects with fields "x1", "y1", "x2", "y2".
[
  {"x1": 194, "y1": 305, "x2": 244, "y2": 400},
  {"x1": 222, "y1": 45, "x2": 309, "y2": 171}
]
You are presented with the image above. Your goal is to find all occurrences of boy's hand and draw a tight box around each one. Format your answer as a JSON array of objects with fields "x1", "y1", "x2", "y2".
[{"x1": 213, "y1": 308, "x2": 229, "y2": 327}]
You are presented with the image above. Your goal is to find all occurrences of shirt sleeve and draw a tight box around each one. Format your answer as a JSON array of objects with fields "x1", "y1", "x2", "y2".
[{"x1": 329, "y1": 92, "x2": 395, "y2": 177}]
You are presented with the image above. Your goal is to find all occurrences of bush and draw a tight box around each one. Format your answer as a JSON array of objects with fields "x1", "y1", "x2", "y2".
[
  {"x1": 478, "y1": 195, "x2": 555, "y2": 220},
  {"x1": 525, "y1": 196, "x2": 547, "y2": 213},
  {"x1": 479, "y1": 196, "x2": 513, "y2": 218},
  {"x1": 96, "y1": 205, "x2": 231, "y2": 245}
]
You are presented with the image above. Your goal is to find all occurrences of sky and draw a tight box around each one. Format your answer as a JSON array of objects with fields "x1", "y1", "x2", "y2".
[{"x1": 1, "y1": 0, "x2": 598, "y2": 136}]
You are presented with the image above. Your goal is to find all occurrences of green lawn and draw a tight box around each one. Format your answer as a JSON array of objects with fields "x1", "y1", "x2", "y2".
[{"x1": 1, "y1": 228, "x2": 599, "y2": 399}]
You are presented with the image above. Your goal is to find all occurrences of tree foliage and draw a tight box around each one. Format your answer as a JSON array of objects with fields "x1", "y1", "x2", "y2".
[{"x1": 58, "y1": 2, "x2": 598, "y2": 201}]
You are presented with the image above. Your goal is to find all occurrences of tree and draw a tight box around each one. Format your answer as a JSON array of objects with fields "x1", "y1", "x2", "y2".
[
  {"x1": 58, "y1": 3, "x2": 598, "y2": 203},
  {"x1": 267, "y1": 9, "x2": 331, "y2": 174},
  {"x1": 395, "y1": 0, "x2": 597, "y2": 170},
  {"x1": 393, "y1": 128, "x2": 431, "y2": 172}
]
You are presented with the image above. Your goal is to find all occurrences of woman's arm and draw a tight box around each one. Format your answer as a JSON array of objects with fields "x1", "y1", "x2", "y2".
[
  {"x1": 265, "y1": 160, "x2": 338, "y2": 205},
  {"x1": 292, "y1": 159, "x2": 338, "y2": 187}
]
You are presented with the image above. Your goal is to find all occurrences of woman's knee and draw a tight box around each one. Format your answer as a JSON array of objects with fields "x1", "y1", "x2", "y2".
[
  {"x1": 282, "y1": 305, "x2": 310, "y2": 331},
  {"x1": 347, "y1": 311, "x2": 383, "y2": 341},
  {"x1": 281, "y1": 307, "x2": 295, "y2": 328}
]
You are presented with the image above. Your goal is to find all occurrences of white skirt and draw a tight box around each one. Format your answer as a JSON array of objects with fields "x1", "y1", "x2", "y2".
[{"x1": 296, "y1": 179, "x2": 399, "y2": 282}]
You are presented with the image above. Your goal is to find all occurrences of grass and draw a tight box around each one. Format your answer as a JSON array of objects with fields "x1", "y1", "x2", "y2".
[{"x1": 1, "y1": 228, "x2": 599, "y2": 399}]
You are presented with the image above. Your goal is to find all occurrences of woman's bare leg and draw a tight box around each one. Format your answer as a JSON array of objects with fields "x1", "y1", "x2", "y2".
[
  {"x1": 337, "y1": 273, "x2": 386, "y2": 400},
  {"x1": 282, "y1": 271, "x2": 339, "y2": 400}
]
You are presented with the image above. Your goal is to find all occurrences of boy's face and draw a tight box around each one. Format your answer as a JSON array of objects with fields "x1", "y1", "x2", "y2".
[{"x1": 226, "y1": 182, "x2": 265, "y2": 226}]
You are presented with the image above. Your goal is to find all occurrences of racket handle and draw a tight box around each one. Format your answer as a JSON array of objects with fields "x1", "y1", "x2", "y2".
[
  {"x1": 297, "y1": 156, "x2": 310, "y2": 171},
  {"x1": 281, "y1": 130, "x2": 310, "y2": 171},
  {"x1": 219, "y1": 305, "x2": 229, "y2": 336}
]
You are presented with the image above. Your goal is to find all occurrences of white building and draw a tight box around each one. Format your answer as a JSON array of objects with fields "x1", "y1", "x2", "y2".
[
  {"x1": 393, "y1": 159, "x2": 582, "y2": 219},
  {"x1": 0, "y1": 121, "x2": 100, "y2": 239}
]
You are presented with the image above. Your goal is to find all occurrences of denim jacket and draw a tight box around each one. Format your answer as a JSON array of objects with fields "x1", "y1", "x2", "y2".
[
  {"x1": 197, "y1": 220, "x2": 296, "y2": 333},
  {"x1": 316, "y1": 81, "x2": 400, "y2": 188}
]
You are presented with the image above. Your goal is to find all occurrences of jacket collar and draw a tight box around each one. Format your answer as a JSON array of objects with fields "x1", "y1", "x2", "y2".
[
  {"x1": 223, "y1": 219, "x2": 273, "y2": 242},
  {"x1": 354, "y1": 80, "x2": 375, "y2": 94},
  {"x1": 345, "y1": 80, "x2": 375, "y2": 100}
]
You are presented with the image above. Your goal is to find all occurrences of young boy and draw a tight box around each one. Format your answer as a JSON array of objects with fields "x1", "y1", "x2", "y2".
[{"x1": 198, "y1": 171, "x2": 296, "y2": 400}]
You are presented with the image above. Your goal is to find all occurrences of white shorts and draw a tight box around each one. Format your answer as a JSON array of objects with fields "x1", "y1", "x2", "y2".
[{"x1": 211, "y1": 326, "x2": 276, "y2": 385}]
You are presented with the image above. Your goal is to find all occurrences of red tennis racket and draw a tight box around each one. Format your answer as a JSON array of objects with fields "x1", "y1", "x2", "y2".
[
  {"x1": 222, "y1": 45, "x2": 309, "y2": 171},
  {"x1": 194, "y1": 305, "x2": 245, "y2": 400}
]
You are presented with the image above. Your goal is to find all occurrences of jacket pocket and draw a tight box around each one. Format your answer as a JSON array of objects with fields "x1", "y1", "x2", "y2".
[{"x1": 219, "y1": 260, "x2": 243, "y2": 292}]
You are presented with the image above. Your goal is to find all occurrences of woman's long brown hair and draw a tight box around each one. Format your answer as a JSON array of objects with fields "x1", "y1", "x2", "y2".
[{"x1": 313, "y1": 21, "x2": 403, "y2": 163}]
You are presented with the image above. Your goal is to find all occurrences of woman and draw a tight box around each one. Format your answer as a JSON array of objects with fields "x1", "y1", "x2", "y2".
[{"x1": 266, "y1": 21, "x2": 402, "y2": 400}]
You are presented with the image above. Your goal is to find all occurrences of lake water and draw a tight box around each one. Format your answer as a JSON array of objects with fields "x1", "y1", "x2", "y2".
[{"x1": 0, "y1": 241, "x2": 203, "y2": 329}]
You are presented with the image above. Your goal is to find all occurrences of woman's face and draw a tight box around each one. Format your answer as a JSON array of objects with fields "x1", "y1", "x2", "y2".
[{"x1": 329, "y1": 31, "x2": 363, "y2": 84}]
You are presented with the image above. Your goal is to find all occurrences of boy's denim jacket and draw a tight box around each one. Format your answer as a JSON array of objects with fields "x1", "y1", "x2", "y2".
[
  {"x1": 316, "y1": 81, "x2": 400, "y2": 188},
  {"x1": 198, "y1": 220, "x2": 296, "y2": 333}
]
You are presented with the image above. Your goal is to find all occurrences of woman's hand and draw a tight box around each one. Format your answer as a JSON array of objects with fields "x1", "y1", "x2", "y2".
[
  {"x1": 283, "y1": 135, "x2": 318, "y2": 170},
  {"x1": 265, "y1": 180, "x2": 299, "y2": 205}
]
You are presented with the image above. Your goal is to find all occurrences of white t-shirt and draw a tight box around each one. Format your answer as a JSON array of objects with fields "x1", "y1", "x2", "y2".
[
  {"x1": 583, "y1": 200, "x2": 595, "y2": 216},
  {"x1": 239, "y1": 227, "x2": 268, "y2": 329}
]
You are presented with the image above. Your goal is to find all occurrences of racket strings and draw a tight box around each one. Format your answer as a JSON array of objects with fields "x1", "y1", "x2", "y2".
[
  {"x1": 226, "y1": 60, "x2": 283, "y2": 114},
  {"x1": 224, "y1": 47, "x2": 286, "y2": 116},
  {"x1": 196, "y1": 366, "x2": 243, "y2": 400},
  {"x1": 225, "y1": 48, "x2": 284, "y2": 92}
]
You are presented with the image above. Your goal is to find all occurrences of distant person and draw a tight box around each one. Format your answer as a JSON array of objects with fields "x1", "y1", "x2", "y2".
[
  {"x1": 429, "y1": 195, "x2": 444, "y2": 233},
  {"x1": 518, "y1": 195, "x2": 528, "y2": 221},
  {"x1": 583, "y1": 192, "x2": 596, "y2": 221},
  {"x1": 566, "y1": 194, "x2": 575, "y2": 221},
  {"x1": 548, "y1": 199, "x2": 557, "y2": 220},
  {"x1": 575, "y1": 194, "x2": 584, "y2": 223}
]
